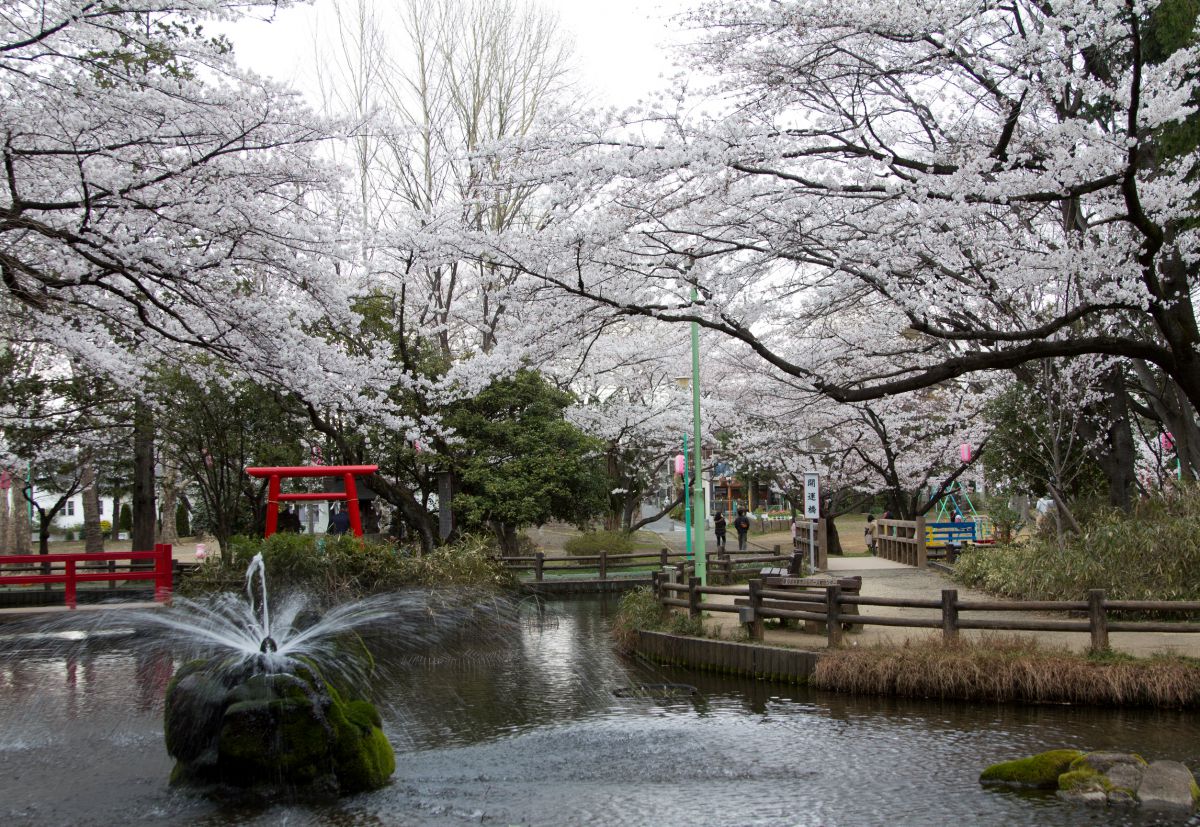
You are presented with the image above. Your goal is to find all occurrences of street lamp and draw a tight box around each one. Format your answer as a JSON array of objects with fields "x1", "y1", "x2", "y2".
[{"x1": 674, "y1": 311, "x2": 706, "y2": 586}]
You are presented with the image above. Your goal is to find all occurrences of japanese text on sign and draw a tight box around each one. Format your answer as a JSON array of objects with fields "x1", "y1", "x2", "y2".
[{"x1": 803, "y1": 473, "x2": 820, "y2": 519}]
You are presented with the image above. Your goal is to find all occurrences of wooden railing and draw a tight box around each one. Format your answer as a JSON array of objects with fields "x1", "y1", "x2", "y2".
[
  {"x1": 0, "y1": 544, "x2": 174, "y2": 608},
  {"x1": 650, "y1": 576, "x2": 1200, "y2": 654},
  {"x1": 494, "y1": 546, "x2": 805, "y2": 583},
  {"x1": 876, "y1": 517, "x2": 927, "y2": 567}
]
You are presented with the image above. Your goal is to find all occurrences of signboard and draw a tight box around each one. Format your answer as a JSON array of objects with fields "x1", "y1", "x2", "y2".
[{"x1": 803, "y1": 472, "x2": 820, "y2": 519}]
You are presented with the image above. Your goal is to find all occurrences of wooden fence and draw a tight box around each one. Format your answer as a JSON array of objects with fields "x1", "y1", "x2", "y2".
[
  {"x1": 650, "y1": 575, "x2": 1200, "y2": 654},
  {"x1": 876, "y1": 517, "x2": 927, "y2": 567},
  {"x1": 494, "y1": 547, "x2": 806, "y2": 584}
]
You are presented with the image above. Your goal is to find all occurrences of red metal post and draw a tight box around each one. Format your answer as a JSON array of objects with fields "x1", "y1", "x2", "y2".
[
  {"x1": 65, "y1": 560, "x2": 77, "y2": 609},
  {"x1": 343, "y1": 472, "x2": 363, "y2": 537},
  {"x1": 155, "y1": 543, "x2": 173, "y2": 602},
  {"x1": 265, "y1": 474, "x2": 281, "y2": 538}
]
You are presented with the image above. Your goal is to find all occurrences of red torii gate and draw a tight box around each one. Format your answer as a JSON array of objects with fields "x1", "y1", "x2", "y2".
[{"x1": 246, "y1": 465, "x2": 379, "y2": 539}]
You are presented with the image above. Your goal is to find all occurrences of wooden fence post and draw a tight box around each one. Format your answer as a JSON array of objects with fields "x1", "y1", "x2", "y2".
[
  {"x1": 1088, "y1": 589, "x2": 1109, "y2": 653},
  {"x1": 773, "y1": 544, "x2": 780, "y2": 555},
  {"x1": 64, "y1": 559, "x2": 77, "y2": 609},
  {"x1": 941, "y1": 589, "x2": 959, "y2": 641},
  {"x1": 826, "y1": 584, "x2": 843, "y2": 647},
  {"x1": 599, "y1": 551, "x2": 607, "y2": 580},
  {"x1": 718, "y1": 552, "x2": 729, "y2": 584},
  {"x1": 651, "y1": 570, "x2": 661, "y2": 600},
  {"x1": 688, "y1": 576, "x2": 701, "y2": 618},
  {"x1": 534, "y1": 552, "x2": 544, "y2": 583},
  {"x1": 915, "y1": 515, "x2": 928, "y2": 568},
  {"x1": 816, "y1": 518, "x2": 828, "y2": 571},
  {"x1": 747, "y1": 578, "x2": 765, "y2": 641},
  {"x1": 660, "y1": 547, "x2": 669, "y2": 568}
]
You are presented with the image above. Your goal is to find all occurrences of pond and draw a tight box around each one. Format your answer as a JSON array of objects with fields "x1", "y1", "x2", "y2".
[{"x1": 0, "y1": 596, "x2": 1197, "y2": 826}]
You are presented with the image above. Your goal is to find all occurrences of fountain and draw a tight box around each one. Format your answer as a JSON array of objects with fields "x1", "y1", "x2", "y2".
[{"x1": 157, "y1": 553, "x2": 398, "y2": 797}]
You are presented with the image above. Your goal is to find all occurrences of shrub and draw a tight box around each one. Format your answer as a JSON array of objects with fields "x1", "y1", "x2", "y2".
[
  {"x1": 611, "y1": 587, "x2": 665, "y2": 649},
  {"x1": 118, "y1": 503, "x2": 132, "y2": 532},
  {"x1": 65, "y1": 529, "x2": 75, "y2": 541},
  {"x1": 563, "y1": 529, "x2": 635, "y2": 557},
  {"x1": 100, "y1": 519, "x2": 112, "y2": 538},
  {"x1": 955, "y1": 485, "x2": 1200, "y2": 604},
  {"x1": 175, "y1": 502, "x2": 190, "y2": 537},
  {"x1": 178, "y1": 533, "x2": 514, "y2": 604}
]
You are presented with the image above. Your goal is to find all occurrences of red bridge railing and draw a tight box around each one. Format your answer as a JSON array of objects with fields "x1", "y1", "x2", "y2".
[{"x1": 0, "y1": 543, "x2": 174, "y2": 608}]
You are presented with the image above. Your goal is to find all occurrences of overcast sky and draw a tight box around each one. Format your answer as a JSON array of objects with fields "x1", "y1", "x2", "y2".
[{"x1": 224, "y1": 0, "x2": 695, "y2": 109}]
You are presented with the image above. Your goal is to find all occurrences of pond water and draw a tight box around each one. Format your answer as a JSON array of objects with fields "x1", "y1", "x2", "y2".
[{"x1": 1, "y1": 596, "x2": 1198, "y2": 826}]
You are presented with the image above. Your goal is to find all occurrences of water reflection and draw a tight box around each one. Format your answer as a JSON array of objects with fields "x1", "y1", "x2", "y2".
[{"x1": 0, "y1": 596, "x2": 1198, "y2": 826}]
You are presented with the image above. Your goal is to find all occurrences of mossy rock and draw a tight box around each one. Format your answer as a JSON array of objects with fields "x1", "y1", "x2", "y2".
[
  {"x1": 980, "y1": 750, "x2": 1084, "y2": 788},
  {"x1": 165, "y1": 657, "x2": 394, "y2": 796}
]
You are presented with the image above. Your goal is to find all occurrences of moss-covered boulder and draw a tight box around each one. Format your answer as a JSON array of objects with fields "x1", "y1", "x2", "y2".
[
  {"x1": 164, "y1": 658, "x2": 393, "y2": 797},
  {"x1": 983, "y1": 750, "x2": 1198, "y2": 812},
  {"x1": 980, "y1": 749, "x2": 1083, "y2": 788}
]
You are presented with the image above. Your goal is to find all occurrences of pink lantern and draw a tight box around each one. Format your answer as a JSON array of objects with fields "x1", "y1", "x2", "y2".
[
  {"x1": 959, "y1": 444, "x2": 973, "y2": 463},
  {"x1": 674, "y1": 454, "x2": 686, "y2": 475}
]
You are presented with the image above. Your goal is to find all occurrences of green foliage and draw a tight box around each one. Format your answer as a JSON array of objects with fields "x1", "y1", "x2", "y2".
[
  {"x1": 175, "y1": 502, "x2": 190, "y2": 537},
  {"x1": 119, "y1": 503, "x2": 132, "y2": 532},
  {"x1": 65, "y1": 529, "x2": 75, "y2": 541},
  {"x1": 984, "y1": 495, "x2": 1023, "y2": 544},
  {"x1": 179, "y1": 532, "x2": 513, "y2": 603},
  {"x1": 447, "y1": 370, "x2": 608, "y2": 546},
  {"x1": 983, "y1": 381, "x2": 1105, "y2": 501},
  {"x1": 955, "y1": 485, "x2": 1200, "y2": 602},
  {"x1": 611, "y1": 587, "x2": 666, "y2": 648},
  {"x1": 563, "y1": 530, "x2": 635, "y2": 556}
]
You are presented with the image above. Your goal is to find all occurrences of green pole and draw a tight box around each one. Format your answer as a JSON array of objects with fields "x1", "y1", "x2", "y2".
[
  {"x1": 691, "y1": 288, "x2": 706, "y2": 586},
  {"x1": 682, "y1": 433, "x2": 692, "y2": 562}
]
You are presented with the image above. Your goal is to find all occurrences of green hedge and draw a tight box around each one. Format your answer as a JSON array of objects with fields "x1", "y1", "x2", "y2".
[
  {"x1": 563, "y1": 530, "x2": 635, "y2": 556},
  {"x1": 179, "y1": 533, "x2": 514, "y2": 603}
]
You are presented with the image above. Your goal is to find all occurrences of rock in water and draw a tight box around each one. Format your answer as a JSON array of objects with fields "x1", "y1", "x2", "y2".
[
  {"x1": 1137, "y1": 761, "x2": 1200, "y2": 812},
  {"x1": 164, "y1": 658, "x2": 394, "y2": 797}
]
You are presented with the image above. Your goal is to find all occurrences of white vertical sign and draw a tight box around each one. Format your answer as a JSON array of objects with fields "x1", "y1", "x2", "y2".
[{"x1": 803, "y1": 473, "x2": 820, "y2": 519}]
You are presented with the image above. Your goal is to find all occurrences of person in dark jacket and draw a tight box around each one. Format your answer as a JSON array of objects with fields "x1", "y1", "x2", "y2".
[
  {"x1": 733, "y1": 508, "x2": 751, "y2": 551},
  {"x1": 713, "y1": 511, "x2": 727, "y2": 551},
  {"x1": 328, "y1": 505, "x2": 351, "y2": 535}
]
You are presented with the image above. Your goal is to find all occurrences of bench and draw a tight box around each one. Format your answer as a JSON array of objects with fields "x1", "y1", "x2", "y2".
[{"x1": 748, "y1": 572, "x2": 863, "y2": 632}]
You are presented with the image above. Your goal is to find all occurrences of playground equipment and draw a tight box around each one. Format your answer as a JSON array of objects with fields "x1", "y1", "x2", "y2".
[
  {"x1": 928, "y1": 480, "x2": 995, "y2": 550},
  {"x1": 246, "y1": 465, "x2": 379, "y2": 538}
]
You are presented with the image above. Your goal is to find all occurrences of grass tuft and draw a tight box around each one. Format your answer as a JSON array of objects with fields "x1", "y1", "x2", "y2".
[{"x1": 812, "y1": 636, "x2": 1200, "y2": 708}]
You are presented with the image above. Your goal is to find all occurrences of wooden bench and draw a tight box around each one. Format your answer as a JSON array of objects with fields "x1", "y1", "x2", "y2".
[{"x1": 750, "y1": 572, "x2": 863, "y2": 632}]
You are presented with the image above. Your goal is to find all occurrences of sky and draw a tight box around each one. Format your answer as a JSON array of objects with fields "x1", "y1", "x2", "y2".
[{"x1": 224, "y1": 0, "x2": 696, "y2": 109}]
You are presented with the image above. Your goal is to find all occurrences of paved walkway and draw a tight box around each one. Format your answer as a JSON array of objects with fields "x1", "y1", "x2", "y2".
[{"x1": 700, "y1": 555, "x2": 1200, "y2": 658}]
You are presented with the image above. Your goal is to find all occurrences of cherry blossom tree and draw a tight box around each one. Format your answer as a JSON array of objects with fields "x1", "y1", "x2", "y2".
[{"x1": 475, "y1": 0, "x2": 1200, "y2": 496}]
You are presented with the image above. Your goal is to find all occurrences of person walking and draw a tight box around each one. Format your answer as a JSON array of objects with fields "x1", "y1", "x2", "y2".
[
  {"x1": 713, "y1": 511, "x2": 727, "y2": 551},
  {"x1": 864, "y1": 513, "x2": 878, "y2": 555},
  {"x1": 733, "y1": 508, "x2": 751, "y2": 551},
  {"x1": 327, "y1": 505, "x2": 351, "y2": 536}
]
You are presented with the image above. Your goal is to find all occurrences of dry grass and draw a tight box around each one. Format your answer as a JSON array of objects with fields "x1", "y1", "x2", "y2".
[{"x1": 812, "y1": 636, "x2": 1200, "y2": 708}]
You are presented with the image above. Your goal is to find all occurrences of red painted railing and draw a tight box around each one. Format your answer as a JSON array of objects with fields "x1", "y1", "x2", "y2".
[{"x1": 0, "y1": 543, "x2": 174, "y2": 608}]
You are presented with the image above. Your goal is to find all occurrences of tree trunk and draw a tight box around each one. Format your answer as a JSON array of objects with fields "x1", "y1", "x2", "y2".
[
  {"x1": 81, "y1": 452, "x2": 104, "y2": 553},
  {"x1": 824, "y1": 514, "x2": 842, "y2": 555},
  {"x1": 0, "y1": 484, "x2": 9, "y2": 554},
  {"x1": 158, "y1": 459, "x2": 178, "y2": 545},
  {"x1": 131, "y1": 402, "x2": 156, "y2": 551},
  {"x1": 14, "y1": 485, "x2": 32, "y2": 553}
]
